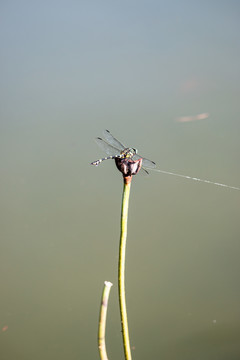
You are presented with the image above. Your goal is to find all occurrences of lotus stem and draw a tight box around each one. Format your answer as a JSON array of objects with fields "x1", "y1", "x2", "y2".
[
  {"x1": 118, "y1": 176, "x2": 132, "y2": 360},
  {"x1": 98, "y1": 281, "x2": 113, "y2": 360}
]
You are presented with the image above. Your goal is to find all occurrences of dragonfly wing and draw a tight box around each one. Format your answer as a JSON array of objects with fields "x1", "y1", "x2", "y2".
[
  {"x1": 102, "y1": 130, "x2": 125, "y2": 151},
  {"x1": 141, "y1": 167, "x2": 150, "y2": 175},
  {"x1": 133, "y1": 154, "x2": 156, "y2": 169},
  {"x1": 141, "y1": 158, "x2": 157, "y2": 169},
  {"x1": 95, "y1": 137, "x2": 121, "y2": 156}
]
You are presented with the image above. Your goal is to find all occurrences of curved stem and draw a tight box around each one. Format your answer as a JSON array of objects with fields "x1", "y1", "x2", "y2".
[
  {"x1": 118, "y1": 177, "x2": 132, "y2": 360},
  {"x1": 98, "y1": 281, "x2": 113, "y2": 360}
]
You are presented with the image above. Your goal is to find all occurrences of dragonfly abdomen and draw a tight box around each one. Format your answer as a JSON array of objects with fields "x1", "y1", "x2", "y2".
[
  {"x1": 91, "y1": 148, "x2": 137, "y2": 166},
  {"x1": 91, "y1": 156, "x2": 116, "y2": 166}
]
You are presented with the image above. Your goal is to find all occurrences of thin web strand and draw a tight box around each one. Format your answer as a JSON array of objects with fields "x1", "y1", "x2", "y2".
[{"x1": 152, "y1": 168, "x2": 240, "y2": 191}]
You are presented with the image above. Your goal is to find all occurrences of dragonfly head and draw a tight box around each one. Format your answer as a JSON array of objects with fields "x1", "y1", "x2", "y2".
[
  {"x1": 120, "y1": 147, "x2": 137, "y2": 159},
  {"x1": 126, "y1": 147, "x2": 137, "y2": 158}
]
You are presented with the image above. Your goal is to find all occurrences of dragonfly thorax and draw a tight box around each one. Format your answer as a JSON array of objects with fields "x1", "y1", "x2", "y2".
[{"x1": 120, "y1": 147, "x2": 137, "y2": 159}]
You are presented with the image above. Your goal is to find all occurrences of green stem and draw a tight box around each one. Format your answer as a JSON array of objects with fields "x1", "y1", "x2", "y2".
[
  {"x1": 98, "y1": 281, "x2": 113, "y2": 360},
  {"x1": 118, "y1": 177, "x2": 132, "y2": 360}
]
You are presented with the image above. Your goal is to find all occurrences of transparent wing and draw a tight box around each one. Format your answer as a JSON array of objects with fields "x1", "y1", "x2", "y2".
[
  {"x1": 142, "y1": 158, "x2": 156, "y2": 169},
  {"x1": 102, "y1": 130, "x2": 125, "y2": 151},
  {"x1": 94, "y1": 137, "x2": 121, "y2": 156},
  {"x1": 140, "y1": 167, "x2": 150, "y2": 175},
  {"x1": 133, "y1": 154, "x2": 157, "y2": 169}
]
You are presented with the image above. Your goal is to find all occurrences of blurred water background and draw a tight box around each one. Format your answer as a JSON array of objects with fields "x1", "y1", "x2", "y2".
[{"x1": 1, "y1": 1, "x2": 240, "y2": 359}]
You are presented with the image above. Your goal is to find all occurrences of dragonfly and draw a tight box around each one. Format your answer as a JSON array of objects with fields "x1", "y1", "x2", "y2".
[
  {"x1": 91, "y1": 130, "x2": 240, "y2": 191},
  {"x1": 91, "y1": 129, "x2": 156, "y2": 175}
]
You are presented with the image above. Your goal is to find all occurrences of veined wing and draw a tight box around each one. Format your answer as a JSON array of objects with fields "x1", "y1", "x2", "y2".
[
  {"x1": 102, "y1": 130, "x2": 125, "y2": 151},
  {"x1": 133, "y1": 154, "x2": 156, "y2": 169},
  {"x1": 94, "y1": 137, "x2": 122, "y2": 157}
]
